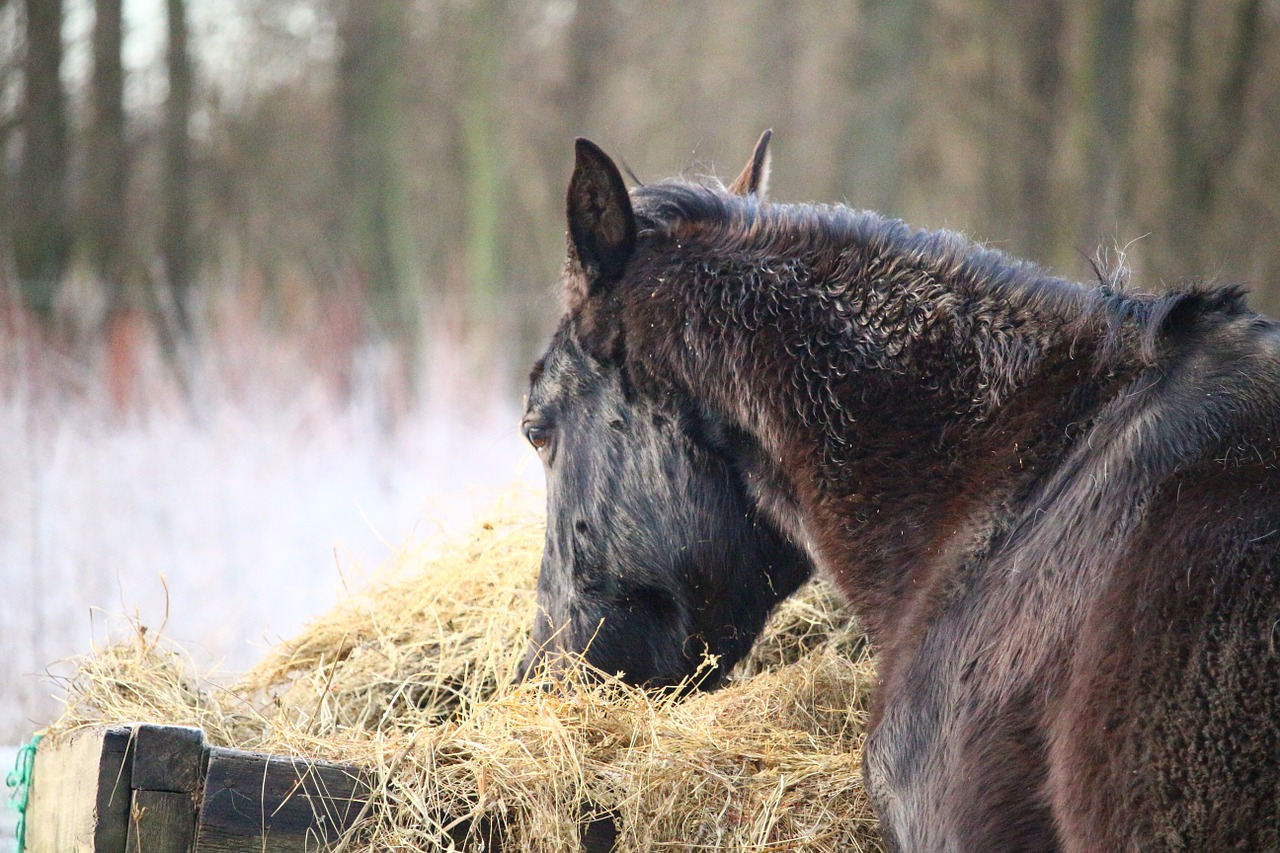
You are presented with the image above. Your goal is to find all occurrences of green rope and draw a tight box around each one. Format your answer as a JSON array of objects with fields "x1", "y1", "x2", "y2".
[{"x1": 6, "y1": 735, "x2": 41, "y2": 853}]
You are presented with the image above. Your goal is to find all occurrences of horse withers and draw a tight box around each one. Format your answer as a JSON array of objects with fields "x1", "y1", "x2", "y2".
[{"x1": 520, "y1": 131, "x2": 1280, "y2": 850}]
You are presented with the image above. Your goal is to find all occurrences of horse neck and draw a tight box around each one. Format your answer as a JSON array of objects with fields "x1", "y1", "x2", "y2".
[{"x1": 623, "y1": 243, "x2": 1141, "y2": 643}]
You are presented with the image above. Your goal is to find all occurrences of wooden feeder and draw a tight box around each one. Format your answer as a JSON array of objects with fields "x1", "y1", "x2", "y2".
[{"x1": 24, "y1": 724, "x2": 369, "y2": 853}]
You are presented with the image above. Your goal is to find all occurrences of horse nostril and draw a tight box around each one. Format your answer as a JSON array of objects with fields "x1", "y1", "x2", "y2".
[{"x1": 574, "y1": 519, "x2": 590, "y2": 535}]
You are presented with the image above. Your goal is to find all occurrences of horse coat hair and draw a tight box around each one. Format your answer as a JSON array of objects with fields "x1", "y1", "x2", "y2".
[{"x1": 520, "y1": 133, "x2": 1280, "y2": 851}]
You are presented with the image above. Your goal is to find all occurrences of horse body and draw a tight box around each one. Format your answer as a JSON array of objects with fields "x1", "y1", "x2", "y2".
[
  {"x1": 862, "y1": 314, "x2": 1280, "y2": 850},
  {"x1": 522, "y1": 134, "x2": 1280, "y2": 850}
]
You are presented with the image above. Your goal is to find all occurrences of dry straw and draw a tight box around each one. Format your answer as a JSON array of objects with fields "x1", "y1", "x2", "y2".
[{"x1": 49, "y1": 492, "x2": 884, "y2": 851}]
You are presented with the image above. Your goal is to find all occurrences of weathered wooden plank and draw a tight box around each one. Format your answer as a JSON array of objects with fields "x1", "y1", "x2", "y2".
[
  {"x1": 24, "y1": 726, "x2": 134, "y2": 853},
  {"x1": 124, "y1": 725, "x2": 206, "y2": 852},
  {"x1": 126, "y1": 789, "x2": 199, "y2": 853},
  {"x1": 194, "y1": 747, "x2": 371, "y2": 853},
  {"x1": 132, "y1": 724, "x2": 207, "y2": 792}
]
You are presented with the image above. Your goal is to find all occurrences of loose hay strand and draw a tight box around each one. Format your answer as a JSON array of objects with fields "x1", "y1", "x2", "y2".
[{"x1": 47, "y1": 492, "x2": 884, "y2": 851}]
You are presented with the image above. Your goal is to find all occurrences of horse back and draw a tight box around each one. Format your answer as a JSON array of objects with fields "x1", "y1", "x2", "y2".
[
  {"x1": 1048, "y1": 314, "x2": 1280, "y2": 851},
  {"x1": 870, "y1": 309, "x2": 1280, "y2": 852}
]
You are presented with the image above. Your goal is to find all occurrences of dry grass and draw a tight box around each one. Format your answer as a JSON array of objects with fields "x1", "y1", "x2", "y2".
[{"x1": 48, "y1": 492, "x2": 884, "y2": 851}]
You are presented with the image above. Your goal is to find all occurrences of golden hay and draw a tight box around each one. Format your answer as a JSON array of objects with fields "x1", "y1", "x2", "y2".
[{"x1": 49, "y1": 493, "x2": 884, "y2": 851}]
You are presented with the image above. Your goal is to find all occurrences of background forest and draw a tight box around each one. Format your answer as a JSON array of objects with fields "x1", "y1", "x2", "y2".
[{"x1": 2, "y1": 0, "x2": 1279, "y2": 742}]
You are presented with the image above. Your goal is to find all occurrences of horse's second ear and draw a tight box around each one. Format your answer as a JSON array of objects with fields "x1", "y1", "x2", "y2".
[
  {"x1": 727, "y1": 129, "x2": 772, "y2": 199},
  {"x1": 567, "y1": 138, "x2": 636, "y2": 294}
]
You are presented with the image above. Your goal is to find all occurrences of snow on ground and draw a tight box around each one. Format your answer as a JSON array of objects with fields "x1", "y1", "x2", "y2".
[
  {"x1": 1, "y1": 311, "x2": 546, "y2": 742},
  {"x1": 1, "y1": 745, "x2": 18, "y2": 853}
]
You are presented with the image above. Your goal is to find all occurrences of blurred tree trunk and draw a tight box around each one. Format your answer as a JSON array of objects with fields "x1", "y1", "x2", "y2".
[
  {"x1": 976, "y1": 0, "x2": 1066, "y2": 264},
  {"x1": 0, "y1": 0, "x2": 17, "y2": 285},
  {"x1": 90, "y1": 0, "x2": 139, "y2": 413},
  {"x1": 335, "y1": 0, "x2": 415, "y2": 342},
  {"x1": 1012, "y1": 0, "x2": 1065, "y2": 262},
  {"x1": 1080, "y1": 0, "x2": 1136, "y2": 257},
  {"x1": 978, "y1": 0, "x2": 1017, "y2": 249},
  {"x1": 14, "y1": 0, "x2": 70, "y2": 318},
  {"x1": 460, "y1": 0, "x2": 506, "y2": 328},
  {"x1": 843, "y1": 0, "x2": 926, "y2": 215},
  {"x1": 1168, "y1": 0, "x2": 1206, "y2": 275},
  {"x1": 163, "y1": 0, "x2": 194, "y2": 334},
  {"x1": 1168, "y1": 0, "x2": 1262, "y2": 278},
  {"x1": 562, "y1": 0, "x2": 611, "y2": 136},
  {"x1": 87, "y1": 0, "x2": 127, "y2": 312}
]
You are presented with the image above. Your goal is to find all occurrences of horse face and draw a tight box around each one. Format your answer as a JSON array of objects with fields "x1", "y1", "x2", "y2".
[{"x1": 517, "y1": 329, "x2": 810, "y2": 690}]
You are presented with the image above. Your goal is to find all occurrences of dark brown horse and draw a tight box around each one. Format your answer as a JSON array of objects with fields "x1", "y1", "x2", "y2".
[{"x1": 519, "y1": 131, "x2": 1280, "y2": 851}]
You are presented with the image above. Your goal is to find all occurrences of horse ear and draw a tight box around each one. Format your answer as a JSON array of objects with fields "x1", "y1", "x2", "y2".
[
  {"x1": 567, "y1": 138, "x2": 636, "y2": 293},
  {"x1": 727, "y1": 129, "x2": 772, "y2": 199}
]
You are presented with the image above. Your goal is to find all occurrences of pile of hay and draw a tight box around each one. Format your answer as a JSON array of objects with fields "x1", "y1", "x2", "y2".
[{"x1": 50, "y1": 494, "x2": 884, "y2": 851}]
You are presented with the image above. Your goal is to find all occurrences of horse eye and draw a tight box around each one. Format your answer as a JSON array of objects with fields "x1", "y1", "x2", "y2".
[{"x1": 525, "y1": 425, "x2": 550, "y2": 450}]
